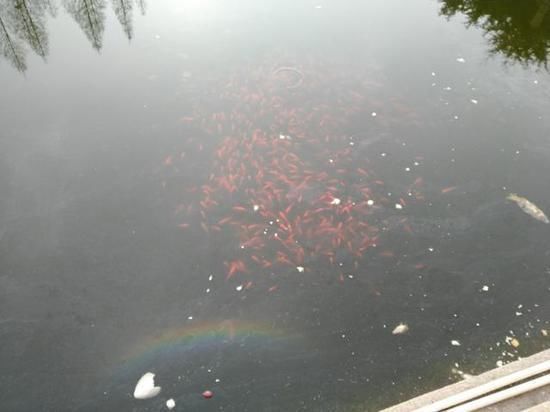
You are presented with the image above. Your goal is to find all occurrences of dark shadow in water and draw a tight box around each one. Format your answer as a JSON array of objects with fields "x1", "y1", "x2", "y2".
[
  {"x1": 0, "y1": 0, "x2": 145, "y2": 71},
  {"x1": 440, "y1": 0, "x2": 550, "y2": 68}
]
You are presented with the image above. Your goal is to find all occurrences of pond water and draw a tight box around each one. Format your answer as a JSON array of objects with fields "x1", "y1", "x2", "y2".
[{"x1": 1, "y1": 0, "x2": 549, "y2": 411}]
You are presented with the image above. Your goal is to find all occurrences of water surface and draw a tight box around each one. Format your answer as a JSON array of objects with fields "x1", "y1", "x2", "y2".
[{"x1": 1, "y1": 0, "x2": 549, "y2": 411}]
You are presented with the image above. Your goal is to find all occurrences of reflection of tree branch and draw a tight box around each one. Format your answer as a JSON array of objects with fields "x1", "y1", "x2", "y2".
[
  {"x1": 530, "y1": 0, "x2": 550, "y2": 29},
  {"x1": 14, "y1": 0, "x2": 48, "y2": 57},
  {"x1": 0, "y1": 0, "x2": 146, "y2": 72},
  {"x1": 64, "y1": 0, "x2": 106, "y2": 50},
  {"x1": 440, "y1": 0, "x2": 550, "y2": 68},
  {"x1": 111, "y1": 0, "x2": 132, "y2": 40},
  {"x1": 135, "y1": 0, "x2": 145, "y2": 16},
  {"x1": 0, "y1": 13, "x2": 27, "y2": 71}
]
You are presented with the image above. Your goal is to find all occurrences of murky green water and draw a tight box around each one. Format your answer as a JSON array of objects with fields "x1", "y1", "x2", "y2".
[{"x1": 1, "y1": 1, "x2": 549, "y2": 411}]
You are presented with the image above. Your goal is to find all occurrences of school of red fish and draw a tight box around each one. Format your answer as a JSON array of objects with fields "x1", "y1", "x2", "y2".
[{"x1": 162, "y1": 62, "x2": 420, "y2": 285}]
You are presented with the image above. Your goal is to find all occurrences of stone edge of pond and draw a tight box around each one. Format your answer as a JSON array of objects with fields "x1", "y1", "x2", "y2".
[{"x1": 380, "y1": 348, "x2": 550, "y2": 412}]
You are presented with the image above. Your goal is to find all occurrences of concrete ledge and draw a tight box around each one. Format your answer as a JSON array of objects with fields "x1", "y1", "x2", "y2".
[{"x1": 381, "y1": 349, "x2": 550, "y2": 412}]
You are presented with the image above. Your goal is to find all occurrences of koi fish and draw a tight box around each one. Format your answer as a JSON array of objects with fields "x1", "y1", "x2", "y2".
[{"x1": 507, "y1": 193, "x2": 549, "y2": 224}]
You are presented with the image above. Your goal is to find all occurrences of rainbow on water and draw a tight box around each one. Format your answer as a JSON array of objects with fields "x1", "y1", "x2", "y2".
[{"x1": 118, "y1": 319, "x2": 294, "y2": 371}]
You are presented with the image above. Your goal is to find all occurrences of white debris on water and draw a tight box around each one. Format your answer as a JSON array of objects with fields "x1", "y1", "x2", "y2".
[
  {"x1": 392, "y1": 323, "x2": 409, "y2": 335},
  {"x1": 166, "y1": 398, "x2": 176, "y2": 409},
  {"x1": 481, "y1": 285, "x2": 489, "y2": 292},
  {"x1": 133, "y1": 372, "x2": 162, "y2": 399},
  {"x1": 451, "y1": 340, "x2": 461, "y2": 346},
  {"x1": 208, "y1": 275, "x2": 213, "y2": 281},
  {"x1": 470, "y1": 99, "x2": 478, "y2": 104},
  {"x1": 330, "y1": 198, "x2": 341, "y2": 205},
  {"x1": 253, "y1": 204, "x2": 260, "y2": 212},
  {"x1": 456, "y1": 57, "x2": 466, "y2": 63},
  {"x1": 236, "y1": 285, "x2": 243, "y2": 291},
  {"x1": 371, "y1": 112, "x2": 377, "y2": 117},
  {"x1": 296, "y1": 266, "x2": 305, "y2": 273},
  {"x1": 367, "y1": 199, "x2": 374, "y2": 206},
  {"x1": 188, "y1": 316, "x2": 193, "y2": 320},
  {"x1": 395, "y1": 204, "x2": 403, "y2": 210}
]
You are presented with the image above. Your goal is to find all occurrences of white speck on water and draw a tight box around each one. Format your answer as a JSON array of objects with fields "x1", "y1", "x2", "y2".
[
  {"x1": 341, "y1": 334, "x2": 346, "y2": 339},
  {"x1": 236, "y1": 285, "x2": 243, "y2": 291},
  {"x1": 348, "y1": 274, "x2": 354, "y2": 279},
  {"x1": 428, "y1": 247, "x2": 434, "y2": 252},
  {"x1": 454, "y1": 115, "x2": 459, "y2": 120},
  {"x1": 166, "y1": 399, "x2": 176, "y2": 410},
  {"x1": 451, "y1": 340, "x2": 461, "y2": 346},
  {"x1": 515, "y1": 312, "x2": 523, "y2": 316},
  {"x1": 517, "y1": 304, "x2": 523, "y2": 309},
  {"x1": 215, "y1": 378, "x2": 221, "y2": 383},
  {"x1": 349, "y1": 141, "x2": 355, "y2": 146},
  {"x1": 443, "y1": 86, "x2": 452, "y2": 91},
  {"x1": 329, "y1": 158, "x2": 334, "y2": 163},
  {"x1": 481, "y1": 285, "x2": 489, "y2": 292},
  {"x1": 515, "y1": 150, "x2": 520, "y2": 155},
  {"x1": 208, "y1": 275, "x2": 213, "y2": 281},
  {"x1": 380, "y1": 152, "x2": 387, "y2": 157},
  {"x1": 395, "y1": 204, "x2": 403, "y2": 210},
  {"x1": 330, "y1": 198, "x2": 341, "y2": 205},
  {"x1": 367, "y1": 199, "x2": 374, "y2": 206},
  {"x1": 133, "y1": 372, "x2": 162, "y2": 400},
  {"x1": 371, "y1": 112, "x2": 377, "y2": 117},
  {"x1": 188, "y1": 316, "x2": 193, "y2": 320},
  {"x1": 456, "y1": 57, "x2": 466, "y2": 63},
  {"x1": 405, "y1": 167, "x2": 411, "y2": 172},
  {"x1": 470, "y1": 99, "x2": 478, "y2": 104},
  {"x1": 296, "y1": 266, "x2": 305, "y2": 273},
  {"x1": 414, "y1": 161, "x2": 420, "y2": 166},
  {"x1": 496, "y1": 360, "x2": 504, "y2": 367},
  {"x1": 392, "y1": 323, "x2": 409, "y2": 335},
  {"x1": 533, "y1": 80, "x2": 538, "y2": 84},
  {"x1": 431, "y1": 72, "x2": 436, "y2": 76},
  {"x1": 431, "y1": 83, "x2": 437, "y2": 87},
  {"x1": 253, "y1": 204, "x2": 260, "y2": 212},
  {"x1": 206, "y1": 288, "x2": 211, "y2": 293}
]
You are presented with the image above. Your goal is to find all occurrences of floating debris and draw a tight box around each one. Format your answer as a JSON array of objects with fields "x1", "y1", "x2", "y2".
[
  {"x1": 133, "y1": 372, "x2": 162, "y2": 399},
  {"x1": 330, "y1": 197, "x2": 341, "y2": 205},
  {"x1": 392, "y1": 323, "x2": 409, "y2": 335},
  {"x1": 507, "y1": 193, "x2": 549, "y2": 223},
  {"x1": 296, "y1": 266, "x2": 305, "y2": 273},
  {"x1": 541, "y1": 329, "x2": 548, "y2": 337},
  {"x1": 470, "y1": 99, "x2": 478, "y2": 104},
  {"x1": 450, "y1": 340, "x2": 461, "y2": 346},
  {"x1": 456, "y1": 57, "x2": 466, "y2": 63},
  {"x1": 202, "y1": 390, "x2": 214, "y2": 399},
  {"x1": 481, "y1": 285, "x2": 489, "y2": 292},
  {"x1": 510, "y1": 337, "x2": 520, "y2": 348},
  {"x1": 166, "y1": 398, "x2": 176, "y2": 409}
]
